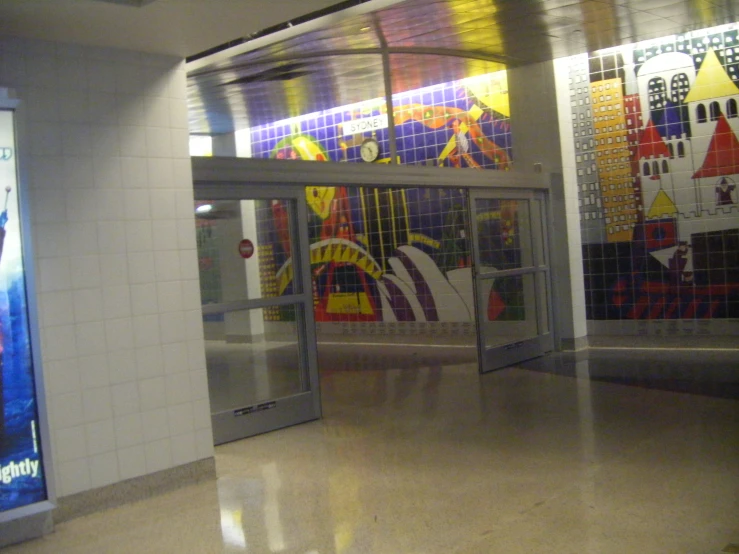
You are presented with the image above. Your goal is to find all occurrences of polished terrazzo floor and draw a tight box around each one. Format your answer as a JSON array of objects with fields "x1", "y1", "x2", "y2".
[{"x1": 5, "y1": 342, "x2": 739, "y2": 553}]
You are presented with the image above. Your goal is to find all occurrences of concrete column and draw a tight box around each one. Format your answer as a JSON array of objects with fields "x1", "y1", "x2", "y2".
[{"x1": 507, "y1": 60, "x2": 588, "y2": 350}]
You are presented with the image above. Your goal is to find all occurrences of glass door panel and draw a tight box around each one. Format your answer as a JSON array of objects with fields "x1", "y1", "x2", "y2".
[
  {"x1": 195, "y1": 188, "x2": 320, "y2": 444},
  {"x1": 471, "y1": 190, "x2": 552, "y2": 372}
]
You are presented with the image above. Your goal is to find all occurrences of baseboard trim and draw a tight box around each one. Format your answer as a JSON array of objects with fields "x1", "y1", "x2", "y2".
[
  {"x1": 559, "y1": 336, "x2": 589, "y2": 352},
  {"x1": 54, "y1": 457, "x2": 216, "y2": 524}
]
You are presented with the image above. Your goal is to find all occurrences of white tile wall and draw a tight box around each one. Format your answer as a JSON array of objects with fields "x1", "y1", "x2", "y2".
[{"x1": 0, "y1": 37, "x2": 212, "y2": 498}]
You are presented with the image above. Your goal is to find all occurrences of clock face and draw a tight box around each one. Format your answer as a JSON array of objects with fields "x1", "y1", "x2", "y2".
[{"x1": 360, "y1": 138, "x2": 380, "y2": 162}]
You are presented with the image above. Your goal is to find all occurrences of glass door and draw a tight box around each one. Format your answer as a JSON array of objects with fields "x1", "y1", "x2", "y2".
[
  {"x1": 194, "y1": 186, "x2": 320, "y2": 444},
  {"x1": 469, "y1": 190, "x2": 552, "y2": 372}
]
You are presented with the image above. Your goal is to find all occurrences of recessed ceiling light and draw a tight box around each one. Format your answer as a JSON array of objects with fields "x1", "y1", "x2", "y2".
[{"x1": 195, "y1": 204, "x2": 213, "y2": 214}]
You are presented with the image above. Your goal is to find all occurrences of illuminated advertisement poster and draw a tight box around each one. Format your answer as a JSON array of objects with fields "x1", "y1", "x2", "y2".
[{"x1": 0, "y1": 108, "x2": 47, "y2": 514}]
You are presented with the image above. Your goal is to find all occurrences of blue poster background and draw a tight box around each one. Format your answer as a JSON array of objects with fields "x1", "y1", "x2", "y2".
[{"x1": 0, "y1": 109, "x2": 47, "y2": 514}]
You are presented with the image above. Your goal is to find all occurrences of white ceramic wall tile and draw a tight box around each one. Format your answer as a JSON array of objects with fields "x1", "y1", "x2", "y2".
[
  {"x1": 29, "y1": 155, "x2": 64, "y2": 190},
  {"x1": 43, "y1": 324, "x2": 78, "y2": 361},
  {"x1": 181, "y1": 280, "x2": 202, "y2": 310},
  {"x1": 54, "y1": 426, "x2": 88, "y2": 463},
  {"x1": 83, "y1": 387, "x2": 113, "y2": 422},
  {"x1": 167, "y1": 403, "x2": 194, "y2": 436},
  {"x1": 164, "y1": 373, "x2": 191, "y2": 406},
  {"x1": 150, "y1": 189, "x2": 177, "y2": 219},
  {"x1": 77, "y1": 353, "x2": 110, "y2": 389},
  {"x1": 133, "y1": 314, "x2": 161, "y2": 347},
  {"x1": 135, "y1": 345, "x2": 164, "y2": 380},
  {"x1": 130, "y1": 282, "x2": 159, "y2": 315},
  {"x1": 142, "y1": 67, "x2": 171, "y2": 98},
  {"x1": 189, "y1": 371, "x2": 209, "y2": 401},
  {"x1": 144, "y1": 438, "x2": 173, "y2": 474},
  {"x1": 151, "y1": 219, "x2": 178, "y2": 251},
  {"x1": 61, "y1": 123, "x2": 93, "y2": 156},
  {"x1": 115, "y1": 63, "x2": 143, "y2": 95},
  {"x1": 7, "y1": 39, "x2": 211, "y2": 501},
  {"x1": 125, "y1": 220, "x2": 154, "y2": 252},
  {"x1": 156, "y1": 280, "x2": 182, "y2": 313},
  {"x1": 50, "y1": 392, "x2": 85, "y2": 430},
  {"x1": 128, "y1": 251, "x2": 156, "y2": 284},
  {"x1": 124, "y1": 189, "x2": 152, "y2": 220},
  {"x1": 97, "y1": 190, "x2": 126, "y2": 221},
  {"x1": 187, "y1": 340, "x2": 207, "y2": 371},
  {"x1": 57, "y1": 460, "x2": 91, "y2": 497},
  {"x1": 162, "y1": 342, "x2": 188, "y2": 375},
  {"x1": 99, "y1": 254, "x2": 129, "y2": 286},
  {"x1": 40, "y1": 291, "x2": 75, "y2": 327},
  {"x1": 108, "y1": 350, "x2": 138, "y2": 385},
  {"x1": 75, "y1": 321, "x2": 107, "y2": 356},
  {"x1": 90, "y1": 125, "x2": 121, "y2": 158},
  {"x1": 44, "y1": 359, "x2": 81, "y2": 396},
  {"x1": 177, "y1": 250, "x2": 198, "y2": 282},
  {"x1": 102, "y1": 285, "x2": 131, "y2": 319},
  {"x1": 192, "y1": 398, "x2": 211, "y2": 431},
  {"x1": 146, "y1": 126, "x2": 173, "y2": 158},
  {"x1": 27, "y1": 86, "x2": 60, "y2": 123},
  {"x1": 87, "y1": 92, "x2": 118, "y2": 126},
  {"x1": 120, "y1": 156, "x2": 149, "y2": 188},
  {"x1": 177, "y1": 220, "x2": 197, "y2": 250},
  {"x1": 28, "y1": 122, "x2": 62, "y2": 156},
  {"x1": 142, "y1": 407, "x2": 170, "y2": 442},
  {"x1": 117, "y1": 445, "x2": 147, "y2": 481},
  {"x1": 174, "y1": 191, "x2": 194, "y2": 221},
  {"x1": 97, "y1": 220, "x2": 127, "y2": 254},
  {"x1": 147, "y1": 158, "x2": 174, "y2": 189},
  {"x1": 114, "y1": 413, "x2": 144, "y2": 448},
  {"x1": 170, "y1": 433, "x2": 197, "y2": 466},
  {"x1": 70, "y1": 256, "x2": 102, "y2": 289},
  {"x1": 105, "y1": 317, "x2": 134, "y2": 351},
  {"x1": 38, "y1": 256, "x2": 73, "y2": 293},
  {"x1": 171, "y1": 128, "x2": 190, "y2": 159},
  {"x1": 159, "y1": 311, "x2": 186, "y2": 344},
  {"x1": 184, "y1": 310, "x2": 204, "y2": 341},
  {"x1": 87, "y1": 60, "x2": 117, "y2": 93},
  {"x1": 85, "y1": 419, "x2": 116, "y2": 456},
  {"x1": 111, "y1": 382, "x2": 140, "y2": 417},
  {"x1": 144, "y1": 95, "x2": 170, "y2": 128},
  {"x1": 154, "y1": 250, "x2": 181, "y2": 282},
  {"x1": 73, "y1": 288, "x2": 104, "y2": 323},
  {"x1": 65, "y1": 189, "x2": 98, "y2": 222},
  {"x1": 118, "y1": 125, "x2": 148, "y2": 158},
  {"x1": 195, "y1": 428, "x2": 214, "y2": 460},
  {"x1": 68, "y1": 222, "x2": 100, "y2": 255},
  {"x1": 169, "y1": 100, "x2": 188, "y2": 129},
  {"x1": 88, "y1": 451, "x2": 120, "y2": 488},
  {"x1": 93, "y1": 155, "x2": 123, "y2": 189},
  {"x1": 172, "y1": 158, "x2": 192, "y2": 189},
  {"x1": 32, "y1": 188, "x2": 67, "y2": 223}
]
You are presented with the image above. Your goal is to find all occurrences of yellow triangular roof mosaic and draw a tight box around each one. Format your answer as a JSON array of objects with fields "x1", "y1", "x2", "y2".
[
  {"x1": 647, "y1": 189, "x2": 677, "y2": 219},
  {"x1": 684, "y1": 49, "x2": 739, "y2": 103}
]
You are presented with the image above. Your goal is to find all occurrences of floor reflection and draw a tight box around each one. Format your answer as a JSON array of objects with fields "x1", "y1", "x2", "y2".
[
  {"x1": 521, "y1": 347, "x2": 739, "y2": 399},
  {"x1": 6, "y1": 344, "x2": 739, "y2": 553}
]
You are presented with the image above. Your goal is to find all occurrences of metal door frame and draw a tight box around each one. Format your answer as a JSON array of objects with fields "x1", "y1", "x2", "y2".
[
  {"x1": 194, "y1": 183, "x2": 320, "y2": 444},
  {"x1": 469, "y1": 188, "x2": 554, "y2": 373}
]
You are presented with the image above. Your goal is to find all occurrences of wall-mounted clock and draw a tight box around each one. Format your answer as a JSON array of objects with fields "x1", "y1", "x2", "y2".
[{"x1": 360, "y1": 137, "x2": 380, "y2": 162}]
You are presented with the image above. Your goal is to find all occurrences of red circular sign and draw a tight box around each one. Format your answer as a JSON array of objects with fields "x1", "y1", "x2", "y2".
[{"x1": 238, "y1": 239, "x2": 254, "y2": 259}]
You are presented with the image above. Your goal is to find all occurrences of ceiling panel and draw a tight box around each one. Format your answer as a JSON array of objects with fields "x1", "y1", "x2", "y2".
[{"x1": 188, "y1": 0, "x2": 739, "y2": 134}]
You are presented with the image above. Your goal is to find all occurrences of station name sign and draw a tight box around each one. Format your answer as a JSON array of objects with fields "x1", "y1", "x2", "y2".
[{"x1": 343, "y1": 114, "x2": 388, "y2": 136}]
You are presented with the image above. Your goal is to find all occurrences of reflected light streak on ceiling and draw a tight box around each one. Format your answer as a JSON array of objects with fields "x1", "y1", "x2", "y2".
[{"x1": 186, "y1": 0, "x2": 739, "y2": 135}]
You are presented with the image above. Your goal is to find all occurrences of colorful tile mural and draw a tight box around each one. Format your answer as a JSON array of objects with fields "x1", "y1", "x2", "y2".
[
  {"x1": 248, "y1": 72, "x2": 511, "y2": 168},
  {"x1": 222, "y1": 72, "x2": 514, "y2": 327},
  {"x1": 195, "y1": 186, "x2": 529, "y2": 329},
  {"x1": 569, "y1": 23, "x2": 739, "y2": 322}
]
